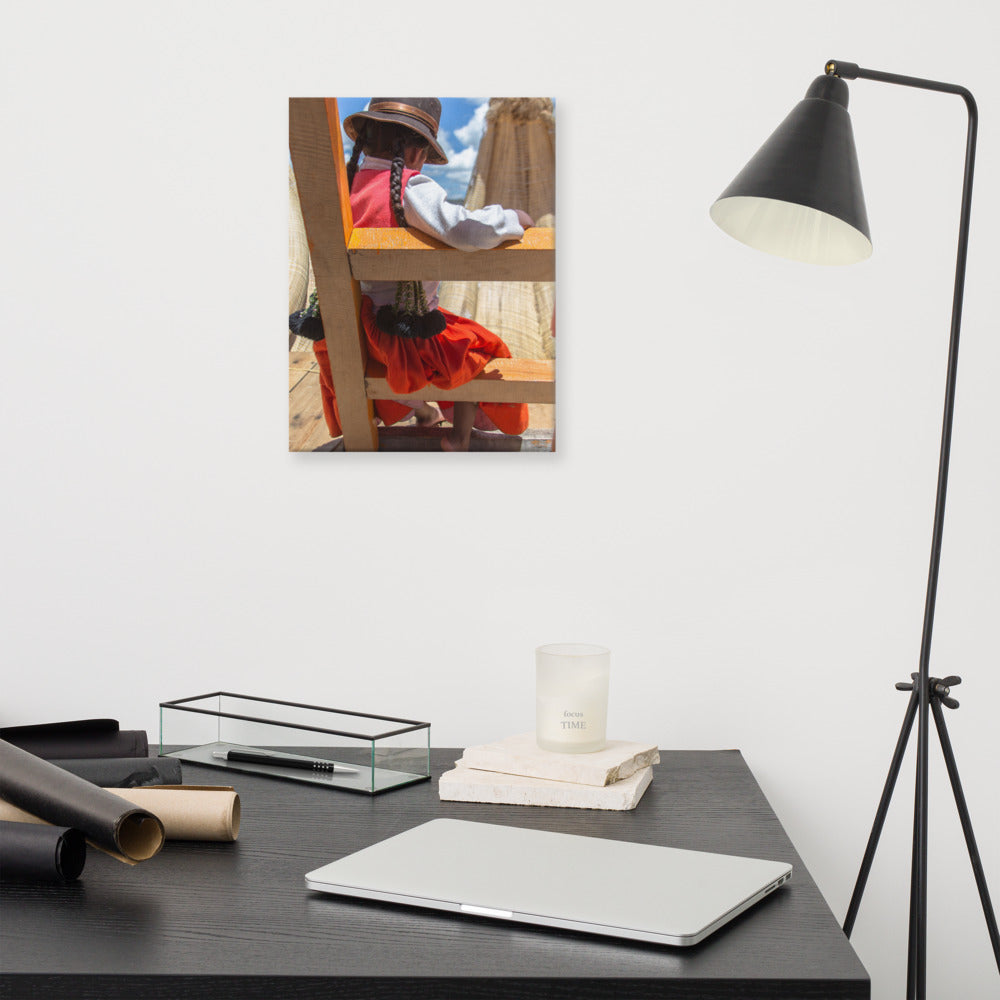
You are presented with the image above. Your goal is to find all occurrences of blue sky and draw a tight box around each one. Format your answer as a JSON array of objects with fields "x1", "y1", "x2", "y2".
[{"x1": 337, "y1": 97, "x2": 488, "y2": 203}]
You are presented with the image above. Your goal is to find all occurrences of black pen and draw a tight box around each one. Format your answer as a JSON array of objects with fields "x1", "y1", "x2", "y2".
[{"x1": 212, "y1": 749, "x2": 358, "y2": 774}]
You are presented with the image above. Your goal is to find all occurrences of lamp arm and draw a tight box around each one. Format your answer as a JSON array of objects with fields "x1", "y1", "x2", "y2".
[
  {"x1": 827, "y1": 59, "x2": 979, "y2": 1000},
  {"x1": 826, "y1": 60, "x2": 976, "y2": 106}
]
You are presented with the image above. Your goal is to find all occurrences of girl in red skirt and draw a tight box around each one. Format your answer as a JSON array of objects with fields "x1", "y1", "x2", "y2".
[{"x1": 305, "y1": 97, "x2": 533, "y2": 451}]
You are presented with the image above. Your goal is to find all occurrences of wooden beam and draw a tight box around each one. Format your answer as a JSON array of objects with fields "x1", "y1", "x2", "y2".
[
  {"x1": 288, "y1": 98, "x2": 378, "y2": 451},
  {"x1": 365, "y1": 358, "x2": 555, "y2": 405},
  {"x1": 348, "y1": 227, "x2": 555, "y2": 282}
]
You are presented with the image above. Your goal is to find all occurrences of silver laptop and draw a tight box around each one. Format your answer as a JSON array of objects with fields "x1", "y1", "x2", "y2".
[{"x1": 305, "y1": 818, "x2": 792, "y2": 946}]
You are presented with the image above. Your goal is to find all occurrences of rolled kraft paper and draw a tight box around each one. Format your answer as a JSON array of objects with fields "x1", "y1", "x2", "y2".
[
  {"x1": 0, "y1": 821, "x2": 86, "y2": 882},
  {"x1": 0, "y1": 720, "x2": 148, "y2": 759},
  {"x1": 0, "y1": 786, "x2": 241, "y2": 842},
  {"x1": 49, "y1": 756, "x2": 183, "y2": 788},
  {"x1": 106, "y1": 787, "x2": 241, "y2": 841},
  {"x1": 0, "y1": 739, "x2": 164, "y2": 864}
]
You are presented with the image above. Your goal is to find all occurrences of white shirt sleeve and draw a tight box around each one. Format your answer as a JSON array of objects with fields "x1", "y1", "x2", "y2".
[{"x1": 403, "y1": 173, "x2": 525, "y2": 251}]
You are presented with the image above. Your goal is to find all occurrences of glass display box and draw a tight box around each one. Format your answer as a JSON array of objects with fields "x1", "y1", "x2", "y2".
[{"x1": 159, "y1": 692, "x2": 431, "y2": 795}]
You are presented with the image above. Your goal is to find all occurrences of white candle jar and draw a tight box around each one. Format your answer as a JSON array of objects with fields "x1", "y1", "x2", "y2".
[{"x1": 535, "y1": 643, "x2": 610, "y2": 754}]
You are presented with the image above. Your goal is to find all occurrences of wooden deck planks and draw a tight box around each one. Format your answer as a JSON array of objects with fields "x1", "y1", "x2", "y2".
[{"x1": 288, "y1": 353, "x2": 334, "y2": 452}]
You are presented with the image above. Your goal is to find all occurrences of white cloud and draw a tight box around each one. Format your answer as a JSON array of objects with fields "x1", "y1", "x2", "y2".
[
  {"x1": 429, "y1": 144, "x2": 478, "y2": 201},
  {"x1": 444, "y1": 145, "x2": 478, "y2": 176},
  {"x1": 454, "y1": 102, "x2": 489, "y2": 148}
]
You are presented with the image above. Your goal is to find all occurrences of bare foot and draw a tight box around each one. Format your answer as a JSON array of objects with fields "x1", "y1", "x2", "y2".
[
  {"x1": 441, "y1": 429, "x2": 470, "y2": 451},
  {"x1": 441, "y1": 401, "x2": 475, "y2": 451}
]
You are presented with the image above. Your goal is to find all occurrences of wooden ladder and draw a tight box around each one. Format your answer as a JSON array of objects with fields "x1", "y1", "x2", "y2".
[{"x1": 289, "y1": 98, "x2": 555, "y2": 451}]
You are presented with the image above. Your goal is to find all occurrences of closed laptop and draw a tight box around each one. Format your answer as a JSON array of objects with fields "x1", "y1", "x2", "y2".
[{"x1": 305, "y1": 818, "x2": 792, "y2": 946}]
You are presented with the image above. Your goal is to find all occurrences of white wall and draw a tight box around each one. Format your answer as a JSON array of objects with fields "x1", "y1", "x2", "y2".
[{"x1": 3, "y1": 2, "x2": 998, "y2": 997}]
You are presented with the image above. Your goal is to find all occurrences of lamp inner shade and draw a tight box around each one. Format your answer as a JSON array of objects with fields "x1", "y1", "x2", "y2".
[
  {"x1": 711, "y1": 75, "x2": 872, "y2": 266},
  {"x1": 710, "y1": 195, "x2": 872, "y2": 265}
]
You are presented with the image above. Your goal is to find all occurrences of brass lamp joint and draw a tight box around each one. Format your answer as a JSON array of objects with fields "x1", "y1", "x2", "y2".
[{"x1": 825, "y1": 59, "x2": 860, "y2": 80}]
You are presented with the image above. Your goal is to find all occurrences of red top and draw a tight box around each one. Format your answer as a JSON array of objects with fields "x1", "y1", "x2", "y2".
[{"x1": 350, "y1": 166, "x2": 420, "y2": 227}]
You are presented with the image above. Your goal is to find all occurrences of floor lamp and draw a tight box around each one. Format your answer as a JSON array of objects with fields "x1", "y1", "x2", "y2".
[{"x1": 709, "y1": 60, "x2": 999, "y2": 1000}]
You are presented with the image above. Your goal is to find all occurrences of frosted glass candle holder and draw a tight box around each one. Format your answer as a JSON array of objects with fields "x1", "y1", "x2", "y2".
[{"x1": 535, "y1": 643, "x2": 610, "y2": 754}]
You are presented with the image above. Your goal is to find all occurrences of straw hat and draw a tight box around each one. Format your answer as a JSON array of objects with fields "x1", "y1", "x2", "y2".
[{"x1": 343, "y1": 99, "x2": 448, "y2": 165}]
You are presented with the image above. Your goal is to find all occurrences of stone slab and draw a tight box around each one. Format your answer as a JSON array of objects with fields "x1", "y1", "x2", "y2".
[
  {"x1": 460, "y1": 732, "x2": 660, "y2": 786},
  {"x1": 438, "y1": 762, "x2": 653, "y2": 810}
]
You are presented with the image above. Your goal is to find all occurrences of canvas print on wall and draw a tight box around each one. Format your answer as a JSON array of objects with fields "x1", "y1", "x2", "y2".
[{"x1": 289, "y1": 97, "x2": 555, "y2": 453}]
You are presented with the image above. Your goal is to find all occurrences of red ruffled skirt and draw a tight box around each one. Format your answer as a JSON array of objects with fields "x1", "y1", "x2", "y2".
[{"x1": 313, "y1": 298, "x2": 530, "y2": 439}]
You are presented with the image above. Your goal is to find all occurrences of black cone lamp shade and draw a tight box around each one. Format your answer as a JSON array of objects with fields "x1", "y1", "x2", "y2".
[{"x1": 711, "y1": 75, "x2": 872, "y2": 265}]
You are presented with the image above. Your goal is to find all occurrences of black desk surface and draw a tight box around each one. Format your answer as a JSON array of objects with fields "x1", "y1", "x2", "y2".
[{"x1": 0, "y1": 749, "x2": 869, "y2": 1000}]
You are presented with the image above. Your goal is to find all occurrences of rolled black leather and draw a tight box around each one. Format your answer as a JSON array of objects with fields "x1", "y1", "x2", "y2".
[
  {"x1": 0, "y1": 739, "x2": 164, "y2": 864},
  {"x1": 0, "y1": 720, "x2": 148, "y2": 759},
  {"x1": 0, "y1": 821, "x2": 86, "y2": 881},
  {"x1": 49, "y1": 756, "x2": 183, "y2": 788}
]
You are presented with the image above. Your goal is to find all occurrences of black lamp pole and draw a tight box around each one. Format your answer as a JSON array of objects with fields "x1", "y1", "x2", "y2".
[
  {"x1": 823, "y1": 62, "x2": 997, "y2": 1000},
  {"x1": 712, "y1": 61, "x2": 998, "y2": 1000}
]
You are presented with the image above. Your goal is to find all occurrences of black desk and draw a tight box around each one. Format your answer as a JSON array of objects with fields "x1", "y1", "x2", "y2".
[{"x1": 0, "y1": 749, "x2": 868, "y2": 999}]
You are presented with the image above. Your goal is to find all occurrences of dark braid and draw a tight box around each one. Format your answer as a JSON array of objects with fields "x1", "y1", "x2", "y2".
[
  {"x1": 346, "y1": 124, "x2": 365, "y2": 189},
  {"x1": 349, "y1": 118, "x2": 442, "y2": 339},
  {"x1": 388, "y1": 135, "x2": 407, "y2": 227}
]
